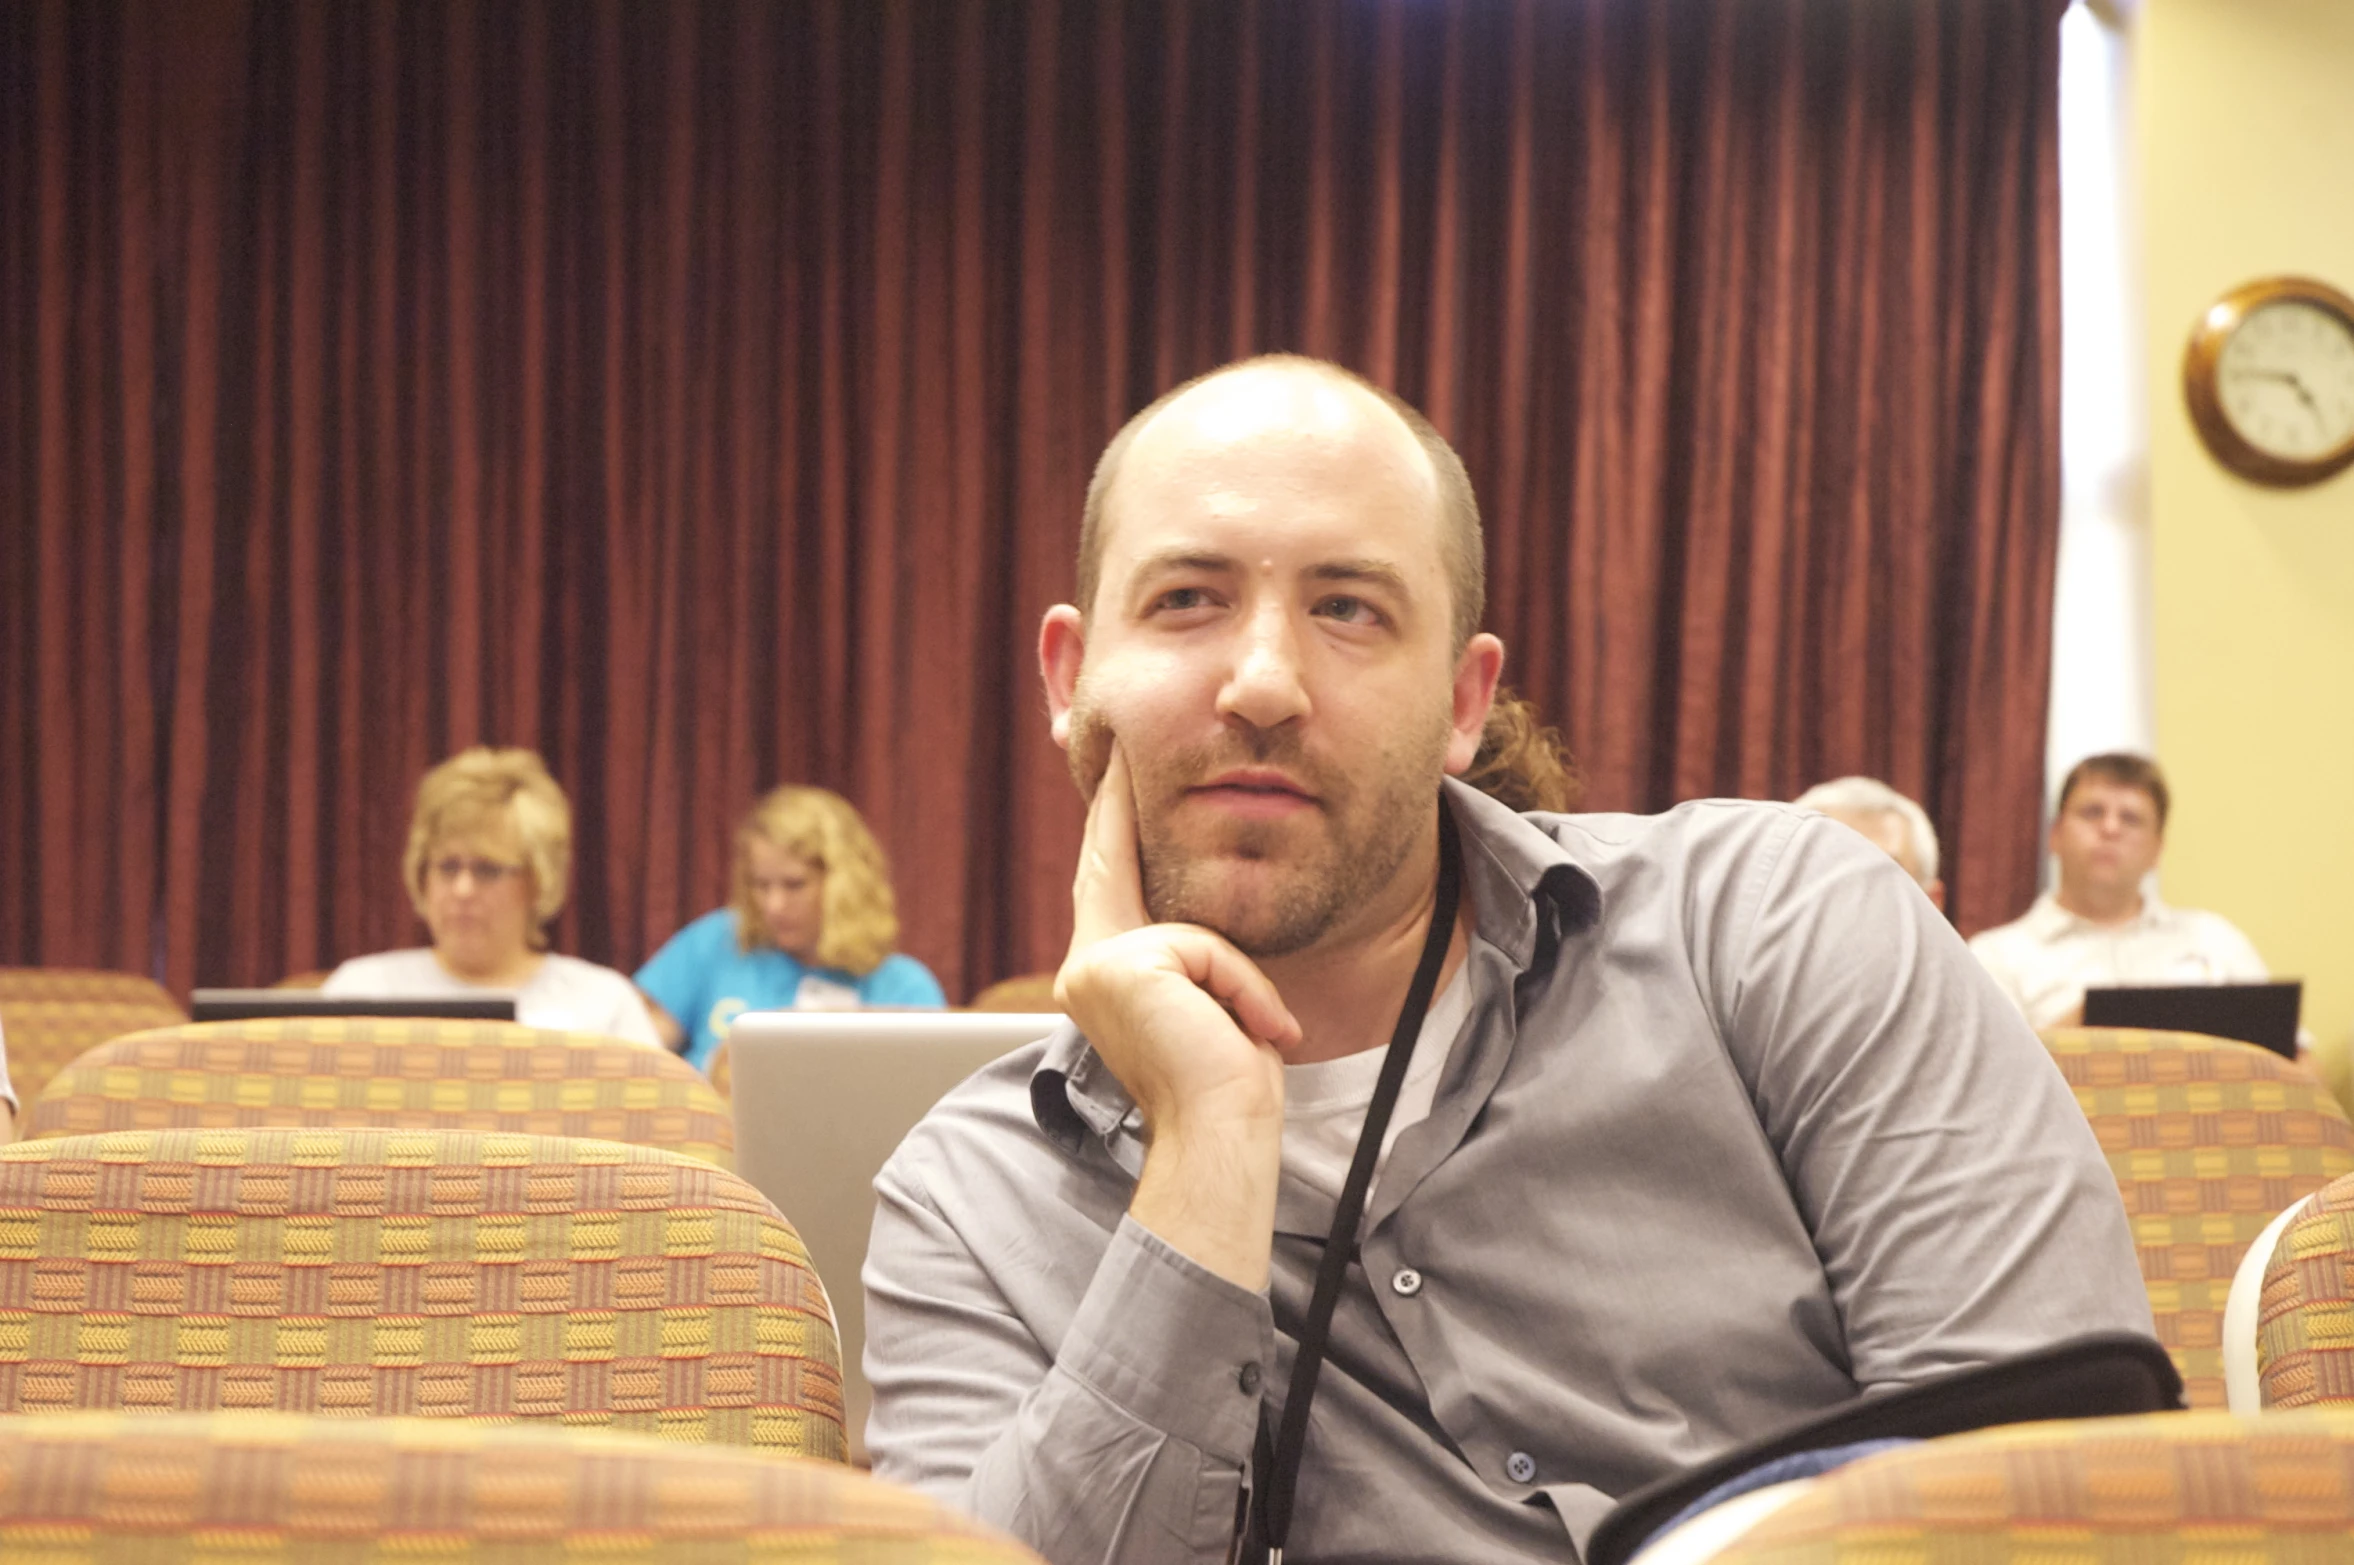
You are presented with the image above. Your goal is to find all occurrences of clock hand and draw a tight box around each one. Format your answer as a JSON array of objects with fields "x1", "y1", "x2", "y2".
[{"x1": 2232, "y1": 366, "x2": 2322, "y2": 417}]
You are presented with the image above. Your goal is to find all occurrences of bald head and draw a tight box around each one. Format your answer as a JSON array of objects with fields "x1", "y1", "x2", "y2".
[{"x1": 1076, "y1": 356, "x2": 1486, "y2": 648}]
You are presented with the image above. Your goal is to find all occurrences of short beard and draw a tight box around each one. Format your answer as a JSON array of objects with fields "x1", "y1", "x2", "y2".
[{"x1": 1064, "y1": 691, "x2": 1452, "y2": 958}]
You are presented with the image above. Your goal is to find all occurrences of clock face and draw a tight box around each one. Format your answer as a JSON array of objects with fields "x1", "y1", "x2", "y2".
[{"x1": 2213, "y1": 298, "x2": 2354, "y2": 462}]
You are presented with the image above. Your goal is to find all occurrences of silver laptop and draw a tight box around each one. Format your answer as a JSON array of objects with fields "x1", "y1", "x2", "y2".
[{"x1": 726, "y1": 1010, "x2": 1063, "y2": 1463}]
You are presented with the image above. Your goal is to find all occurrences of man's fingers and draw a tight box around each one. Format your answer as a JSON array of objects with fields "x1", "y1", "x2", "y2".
[
  {"x1": 1166, "y1": 928, "x2": 1302, "y2": 1052},
  {"x1": 1070, "y1": 742, "x2": 1149, "y2": 949},
  {"x1": 1093, "y1": 743, "x2": 1144, "y2": 905}
]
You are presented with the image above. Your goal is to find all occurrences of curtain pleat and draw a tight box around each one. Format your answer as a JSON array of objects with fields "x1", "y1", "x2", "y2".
[{"x1": 0, "y1": 0, "x2": 2063, "y2": 998}]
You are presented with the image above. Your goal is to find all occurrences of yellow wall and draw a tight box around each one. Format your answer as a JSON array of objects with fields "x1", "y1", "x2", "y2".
[{"x1": 2140, "y1": 0, "x2": 2354, "y2": 1064}]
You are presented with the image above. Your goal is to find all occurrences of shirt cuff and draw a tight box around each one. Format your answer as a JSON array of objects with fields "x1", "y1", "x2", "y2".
[{"x1": 1058, "y1": 1215, "x2": 1276, "y2": 1467}]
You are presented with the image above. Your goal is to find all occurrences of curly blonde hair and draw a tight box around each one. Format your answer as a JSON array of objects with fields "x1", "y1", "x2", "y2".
[
  {"x1": 732, "y1": 786, "x2": 901, "y2": 975},
  {"x1": 1459, "y1": 689, "x2": 1581, "y2": 814},
  {"x1": 402, "y1": 747, "x2": 573, "y2": 949}
]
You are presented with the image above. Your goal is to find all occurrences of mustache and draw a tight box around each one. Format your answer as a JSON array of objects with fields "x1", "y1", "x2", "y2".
[
  {"x1": 1168, "y1": 731, "x2": 1327, "y2": 793},
  {"x1": 1064, "y1": 704, "x2": 1339, "y2": 806}
]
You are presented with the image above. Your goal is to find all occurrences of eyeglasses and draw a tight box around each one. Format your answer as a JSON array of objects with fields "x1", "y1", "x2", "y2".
[{"x1": 427, "y1": 856, "x2": 527, "y2": 888}]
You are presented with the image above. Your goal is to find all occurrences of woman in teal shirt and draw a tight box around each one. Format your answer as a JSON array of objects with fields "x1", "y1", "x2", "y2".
[{"x1": 636, "y1": 786, "x2": 945, "y2": 1068}]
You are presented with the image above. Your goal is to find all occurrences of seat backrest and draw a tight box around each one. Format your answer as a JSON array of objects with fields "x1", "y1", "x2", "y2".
[
  {"x1": 2042, "y1": 1024, "x2": 2354, "y2": 1407},
  {"x1": 968, "y1": 972, "x2": 1062, "y2": 1012},
  {"x1": 24, "y1": 1018, "x2": 734, "y2": 1169},
  {"x1": 0, "y1": 1410, "x2": 1038, "y2": 1562},
  {"x1": 0, "y1": 1127, "x2": 844, "y2": 1456},
  {"x1": 1710, "y1": 1408, "x2": 2354, "y2": 1562},
  {"x1": 0, "y1": 967, "x2": 188, "y2": 1113},
  {"x1": 2255, "y1": 1171, "x2": 2354, "y2": 1406}
]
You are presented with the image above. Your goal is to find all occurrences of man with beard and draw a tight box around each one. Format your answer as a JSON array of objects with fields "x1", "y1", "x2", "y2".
[{"x1": 862, "y1": 356, "x2": 2151, "y2": 1565}]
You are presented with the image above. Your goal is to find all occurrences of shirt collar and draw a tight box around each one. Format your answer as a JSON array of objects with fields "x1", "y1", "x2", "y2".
[
  {"x1": 1029, "y1": 778, "x2": 1604, "y2": 1159},
  {"x1": 2025, "y1": 888, "x2": 2174, "y2": 937}
]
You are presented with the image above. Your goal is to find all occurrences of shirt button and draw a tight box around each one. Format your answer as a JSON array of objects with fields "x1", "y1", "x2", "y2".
[
  {"x1": 1390, "y1": 1267, "x2": 1423, "y2": 1297},
  {"x1": 1506, "y1": 1451, "x2": 1538, "y2": 1484},
  {"x1": 1238, "y1": 1362, "x2": 1263, "y2": 1395}
]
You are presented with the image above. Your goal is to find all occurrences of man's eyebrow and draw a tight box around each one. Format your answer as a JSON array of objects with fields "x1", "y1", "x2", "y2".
[
  {"x1": 1126, "y1": 548, "x2": 1239, "y2": 581},
  {"x1": 1120, "y1": 550, "x2": 1414, "y2": 599},
  {"x1": 1307, "y1": 559, "x2": 1412, "y2": 596}
]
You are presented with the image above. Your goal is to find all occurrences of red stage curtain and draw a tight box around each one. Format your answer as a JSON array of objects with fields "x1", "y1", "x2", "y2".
[{"x1": 0, "y1": 0, "x2": 2061, "y2": 998}]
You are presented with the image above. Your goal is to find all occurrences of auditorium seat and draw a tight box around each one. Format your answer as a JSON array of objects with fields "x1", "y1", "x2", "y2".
[
  {"x1": 24, "y1": 1017, "x2": 734, "y2": 1169},
  {"x1": 2041, "y1": 1024, "x2": 2354, "y2": 1407},
  {"x1": 0, "y1": 1127, "x2": 845, "y2": 1456},
  {"x1": 2253, "y1": 1171, "x2": 2354, "y2": 1408},
  {"x1": 969, "y1": 973, "x2": 1062, "y2": 1012},
  {"x1": 0, "y1": 967, "x2": 187, "y2": 1113},
  {"x1": 1706, "y1": 1409, "x2": 2354, "y2": 1563},
  {"x1": 0, "y1": 1410, "x2": 1038, "y2": 1562}
]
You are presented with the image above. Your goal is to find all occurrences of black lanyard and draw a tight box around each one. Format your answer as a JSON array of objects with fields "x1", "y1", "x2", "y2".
[{"x1": 1242, "y1": 802, "x2": 1463, "y2": 1565}]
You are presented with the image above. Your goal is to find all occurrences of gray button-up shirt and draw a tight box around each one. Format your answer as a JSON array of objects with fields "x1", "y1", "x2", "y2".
[{"x1": 864, "y1": 782, "x2": 2153, "y2": 1564}]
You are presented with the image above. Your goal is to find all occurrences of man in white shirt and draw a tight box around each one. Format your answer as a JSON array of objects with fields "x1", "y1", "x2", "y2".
[{"x1": 1969, "y1": 753, "x2": 2267, "y2": 1031}]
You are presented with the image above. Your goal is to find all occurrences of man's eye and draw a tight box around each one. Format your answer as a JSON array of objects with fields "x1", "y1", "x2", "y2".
[
  {"x1": 1314, "y1": 595, "x2": 1382, "y2": 625},
  {"x1": 1151, "y1": 587, "x2": 1213, "y2": 613}
]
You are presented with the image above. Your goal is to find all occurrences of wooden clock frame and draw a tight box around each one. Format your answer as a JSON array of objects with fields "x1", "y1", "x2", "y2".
[{"x1": 2181, "y1": 275, "x2": 2354, "y2": 489}]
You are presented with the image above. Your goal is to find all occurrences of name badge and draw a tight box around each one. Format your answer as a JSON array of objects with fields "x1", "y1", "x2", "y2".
[{"x1": 794, "y1": 974, "x2": 862, "y2": 1011}]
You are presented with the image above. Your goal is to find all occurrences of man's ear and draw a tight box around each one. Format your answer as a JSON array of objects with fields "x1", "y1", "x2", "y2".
[
  {"x1": 1039, "y1": 605, "x2": 1088, "y2": 750},
  {"x1": 1442, "y1": 633, "x2": 1507, "y2": 775}
]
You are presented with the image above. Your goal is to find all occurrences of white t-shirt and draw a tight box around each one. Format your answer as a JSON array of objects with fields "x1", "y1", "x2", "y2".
[
  {"x1": 1281, "y1": 966, "x2": 1473, "y2": 1206},
  {"x1": 1967, "y1": 892, "x2": 2269, "y2": 1031},
  {"x1": 321, "y1": 949, "x2": 665, "y2": 1049}
]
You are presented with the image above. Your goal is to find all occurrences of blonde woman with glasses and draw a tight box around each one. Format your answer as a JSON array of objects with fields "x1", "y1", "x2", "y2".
[
  {"x1": 635, "y1": 785, "x2": 944, "y2": 1068},
  {"x1": 322, "y1": 746, "x2": 662, "y2": 1046}
]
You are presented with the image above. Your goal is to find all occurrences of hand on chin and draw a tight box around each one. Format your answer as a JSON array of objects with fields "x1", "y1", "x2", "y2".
[{"x1": 1060, "y1": 745, "x2": 1303, "y2": 1126}]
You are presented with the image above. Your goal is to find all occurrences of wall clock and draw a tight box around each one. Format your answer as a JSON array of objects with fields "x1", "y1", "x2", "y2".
[{"x1": 2182, "y1": 275, "x2": 2354, "y2": 488}]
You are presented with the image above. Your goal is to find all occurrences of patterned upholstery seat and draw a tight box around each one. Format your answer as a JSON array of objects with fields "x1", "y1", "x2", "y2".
[
  {"x1": 0, "y1": 967, "x2": 187, "y2": 1116},
  {"x1": 0, "y1": 1410, "x2": 1038, "y2": 1562},
  {"x1": 2041, "y1": 1025, "x2": 2354, "y2": 1408},
  {"x1": 24, "y1": 1018, "x2": 734, "y2": 1170},
  {"x1": 1711, "y1": 1409, "x2": 2354, "y2": 1563},
  {"x1": 2256, "y1": 1172, "x2": 2354, "y2": 1406},
  {"x1": 710, "y1": 1037, "x2": 734, "y2": 1099},
  {"x1": 0, "y1": 1127, "x2": 845, "y2": 1457}
]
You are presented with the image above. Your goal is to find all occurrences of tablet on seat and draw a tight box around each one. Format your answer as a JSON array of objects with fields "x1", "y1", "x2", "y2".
[
  {"x1": 2080, "y1": 980, "x2": 2302, "y2": 1059},
  {"x1": 189, "y1": 990, "x2": 518, "y2": 1023}
]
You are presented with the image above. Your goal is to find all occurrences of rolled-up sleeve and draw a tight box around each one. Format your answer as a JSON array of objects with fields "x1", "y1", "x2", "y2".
[{"x1": 865, "y1": 1161, "x2": 1275, "y2": 1565}]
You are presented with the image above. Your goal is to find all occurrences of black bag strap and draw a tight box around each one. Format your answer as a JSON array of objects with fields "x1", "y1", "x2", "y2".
[
  {"x1": 1241, "y1": 802, "x2": 1462, "y2": 1565},
  {"x1": 1581, "y1": 1331, "x2": 2186, "y2": 1565}
]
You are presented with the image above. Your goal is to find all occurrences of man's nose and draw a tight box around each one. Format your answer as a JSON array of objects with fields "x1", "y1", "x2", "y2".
[{"x1": 1216, "y1": 602, "x2": 1311, "y2": 731}]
